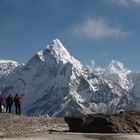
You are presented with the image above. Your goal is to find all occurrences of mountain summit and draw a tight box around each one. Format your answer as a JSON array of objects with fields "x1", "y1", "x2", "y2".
[
  {"x1": 108, "y1": 60, "x2": 130, "y2": 74},
  {"x1": 0, "y1": 39, "x2": 138, "y2": 116},
  {"x1": 48, "y1": 39, "x2": 72, "y2": 62},
  {"x1": 35, "y1": 39, "x2": 72, "y2": 63}
]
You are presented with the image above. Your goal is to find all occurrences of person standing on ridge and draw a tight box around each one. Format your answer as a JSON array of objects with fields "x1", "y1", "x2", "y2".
[
  {"x1": 6, "y1": 94, "x2": 13, "y2": 113},
  {"x1": 0, "y1": 92, "x2": 3, "y2": 113},
  {"x1": 14, "y1": 94, "x2": 23, "y2": 115}
]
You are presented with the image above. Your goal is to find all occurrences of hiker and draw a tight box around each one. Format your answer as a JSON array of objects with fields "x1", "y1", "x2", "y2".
[
  {"x1": 0, "y1": 92, "x2": 3, "y2": 113},
  {"x1": 6, "y1": 94, "x2": 13, "y2": 113},
  {"x1": 14, "y1": 94, "x2": 23, "y2": 115}
]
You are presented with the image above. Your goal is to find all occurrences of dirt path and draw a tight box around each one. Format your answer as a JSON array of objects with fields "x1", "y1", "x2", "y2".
[{"x1": 2, "y1": 133, "x2": 140, "y2": 140}]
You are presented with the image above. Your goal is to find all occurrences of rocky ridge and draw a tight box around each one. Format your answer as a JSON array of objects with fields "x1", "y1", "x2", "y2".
[
  {"x1": 0, "y1": 113, "x2": 68, "y2": 138},
  {"x1": 0, "y1": 110, "x2": 140, "y2": 138}
]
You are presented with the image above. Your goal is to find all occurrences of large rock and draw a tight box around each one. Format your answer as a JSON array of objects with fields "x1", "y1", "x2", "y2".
[
  {"x1": 64, "y1": 115, "x2": 84, "y2": 132},
  {"x1": 64, "y1": 110, "x2": 140, "y2": 133}
]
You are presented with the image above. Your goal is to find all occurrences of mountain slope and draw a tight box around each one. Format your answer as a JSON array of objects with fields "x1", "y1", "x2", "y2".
[
  {"x1": 0, "y1": 60, "x2": 21, "y2": 78},
  {"x1": 127, "y1": 72, "x2": 140, "y2": 99},
  {"x1": 0, "y1": 39, "x2": 136, "y2": 116},
  {"x1": 88, "y1": 60, "x2": 131, "y2": 91},
  {"x1": 88, "y1": 60, "x2": 140, "y2": 100}
]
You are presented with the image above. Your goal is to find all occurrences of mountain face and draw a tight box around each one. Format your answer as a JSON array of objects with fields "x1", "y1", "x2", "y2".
[
  {"x1": 88, "y1": 60, "x2": 131, "y2": 91},
  {"x1": 0, "y1": 60, "x2": 21, "y2": 79},
  {"x1": 88, "y1": 61, "x2": 140, "y2": 100},
  {"x1": 0, "y1": 39, "x2": 138, "y2": 117},
  {"x1": 127, "y1": 72, "x2": 140, "y2": 99}
]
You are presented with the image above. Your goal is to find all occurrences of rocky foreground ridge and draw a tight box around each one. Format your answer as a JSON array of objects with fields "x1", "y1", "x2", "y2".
[
  {"x1": 65, "y1": 110, "x2": 140, "y2": 133},
  {"x1": 0, "y1": 110, "x2": 140, "y2": 138},
  {"x1": 0, "y1": 113, "x2": 68, "y2": 138}
]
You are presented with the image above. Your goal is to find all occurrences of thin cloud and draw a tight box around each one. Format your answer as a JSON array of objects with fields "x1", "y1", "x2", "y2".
[
  {"x1": 101, "y1": 52, "x2": 108, "y2": 56},
  {"x1": 112, "y1": 0, "x2": 140, "y2": 5},
  {"x1": 72, "y1": 18, "x2": 129, "y2": 40}
]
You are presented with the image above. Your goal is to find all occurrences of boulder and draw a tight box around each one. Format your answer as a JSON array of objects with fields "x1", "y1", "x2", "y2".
[
  {"x1": 64, "y1": 115, "x2": 84, "y2": 132},
  {"x1": 64, "y1": 110, "x2": 140, "y2": 133}
]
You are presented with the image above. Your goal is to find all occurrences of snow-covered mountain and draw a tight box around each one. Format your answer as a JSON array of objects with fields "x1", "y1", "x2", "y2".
[
  {"x1": 87, "y1": 60, "x2": 131, "y2": 91},
  {"x1": 87, "y1": 60, "x2": 140, "y2": 105},
  {"x1": 0, "y1": 39, "x2": 138, "y2": 116},
  {"x1": 127, "y1": 72, "x2": 140, "y2": 99},
  {"x1": 0, "y1": 60, "x2": 20, "y2": 78}
]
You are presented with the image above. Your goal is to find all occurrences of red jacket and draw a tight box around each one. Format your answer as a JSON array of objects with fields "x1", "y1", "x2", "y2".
[
  {"x1": 19, "y1": 95, "x2": 23, "y2": 100},
  {"x1": 14, "y1": 95, "x2": 23, "y2": 104},
  {"x1": 0, "y1": 95, "x2": 3, "y2": 103}
]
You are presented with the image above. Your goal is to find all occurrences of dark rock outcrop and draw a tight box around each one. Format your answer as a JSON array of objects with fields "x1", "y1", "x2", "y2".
[{"x1": 64, "y1": 110, "x2": 140, "y2": 133}]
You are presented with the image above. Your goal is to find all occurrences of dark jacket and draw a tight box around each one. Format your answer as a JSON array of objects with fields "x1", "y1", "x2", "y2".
[{"x1": 6, "y1": 96, "x2": 13, "y2": 105}]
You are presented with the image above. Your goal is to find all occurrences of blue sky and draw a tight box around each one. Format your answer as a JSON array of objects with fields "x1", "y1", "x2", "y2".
[{"x1": 0, "y1": 0, "x2": 140, "y2": 71}]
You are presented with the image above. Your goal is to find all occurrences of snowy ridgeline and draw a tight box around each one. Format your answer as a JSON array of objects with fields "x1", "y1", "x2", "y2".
[{"x1": 0, "y1": 39, "x2": 140, "y2": 117}]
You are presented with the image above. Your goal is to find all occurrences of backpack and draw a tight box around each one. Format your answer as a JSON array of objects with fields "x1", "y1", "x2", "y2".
[
  {"x1": 14, "y1": 96, "x2": 20, "y2": 104},
  {"x1": 6, "y1": 96, "x2": 13, "y2": 104}
]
